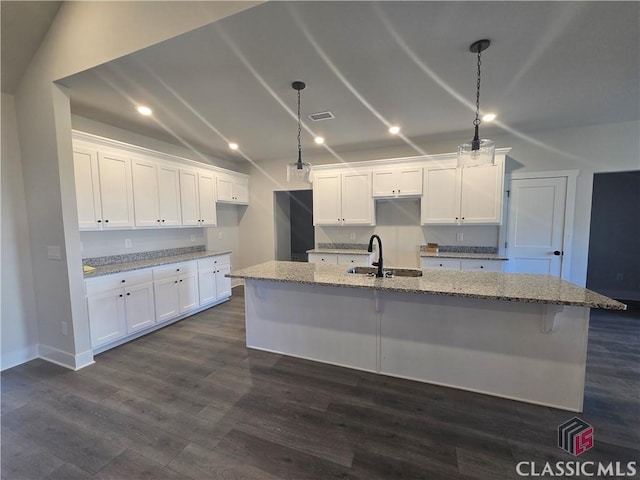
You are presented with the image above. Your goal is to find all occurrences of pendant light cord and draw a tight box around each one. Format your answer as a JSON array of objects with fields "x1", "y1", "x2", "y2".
[
  {"x1": 297, "y1": 88, "x2": 302, "y2": 165},
  {"x1": 474, "y1": 48, "x2": 482, "y2": 128}
]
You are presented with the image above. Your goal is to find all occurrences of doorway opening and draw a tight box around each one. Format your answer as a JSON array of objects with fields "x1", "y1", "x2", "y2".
[
  {"x1": 274, "y1": 190, "x2": 315, "y2": 262},
  {"x1": 586, "y1": 170, "x2": 640, "y2": 302}
]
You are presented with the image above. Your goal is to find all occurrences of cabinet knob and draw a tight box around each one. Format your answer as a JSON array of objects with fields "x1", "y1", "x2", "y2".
[
  {"x1": 97, "y1": 220, "x2": 102, "y2": 223},
  {"x1": 121, "y1": 279, "x2": 126, "y2": 283},
  {"x1": 455, "y1": 217, "x2": 459, "y2": 220},
  {"x1": 179, "y1": 279, "x2": 183, "y2": 282},
  {"x1": 162, "y1": 219, "x2": 165, "y2": 223},
  {"x1": 462, "y1": 217, "x2": 465, "y2": 220},
  {"x1": 157, "y1": 219, "x2": 161, "y2": 222},
  {"x1": 119, "y1": 294, "x2": 123, "y2": 297},
  {"x1": 176, "y1": 268, "x2": 180, "y2": 272},
  {"x1": 480, "y1": 266, "x2": 484, "y2": 269},
  {"x1": 439, "y1": 264, "x2": 443, "y2": 267},
  {"x1": 126, "y1": 292, "x2": 131, "y2": 295},
  {"x1": 105, "y1": 219, "x2": 109, "y2": 223}
]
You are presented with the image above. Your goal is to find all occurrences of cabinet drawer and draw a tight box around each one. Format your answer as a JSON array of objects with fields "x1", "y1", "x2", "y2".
[
  {"x1": 337, "y1": 254, "x2": 372, "y2": 266},
  {"x1": 153, "y1": 261, "x2": 197, "y2": 280},
  {"x1": 420, "y1": 258, "x2": 461, "y2": 270},
  {"x1": 460, "y1": 260, "x2": 504, "y2": 272},
  {"x1": 198, "y1": 254, "x2": 230, "y2": 271},
  {"x1": 86, "y1": 269, "x2": 153, "y2": 295},
  {"x1": 308, "y1": 253, "x2": 338, "y2": 264}
]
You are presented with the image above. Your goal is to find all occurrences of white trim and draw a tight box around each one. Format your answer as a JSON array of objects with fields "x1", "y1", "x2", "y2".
[
  {"x1": 72, "y1": 130, "x2": 248, "y2": 179},
  {"x1": 313, "y1": 148, "x2": 512, "y2": 171},
  {"x1": 502, "y1": 170, "x2": 579, "y2": 281},
  {"x1": 38, "y1": 344, "x2": 95, "y2": 371},
  {"x1": 1, "y1": 346, "x2": 39, "y2": 371}
]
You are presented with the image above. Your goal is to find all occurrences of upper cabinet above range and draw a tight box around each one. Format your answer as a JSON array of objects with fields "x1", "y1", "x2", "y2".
[
  {"x1": 372, "y1": 165, "x2": 422, "y2": 198},
  {"x1": 72, "y1": 131, "x2": 249, "y2": 231}
]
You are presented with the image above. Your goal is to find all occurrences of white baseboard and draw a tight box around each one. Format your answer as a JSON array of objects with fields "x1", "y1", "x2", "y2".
[
  {"x1": 1, "y1": 345, "x2": 39, "y2": 371},
  {"x1": 38, "y1": 344, "x2": 95, "y2": 371}
]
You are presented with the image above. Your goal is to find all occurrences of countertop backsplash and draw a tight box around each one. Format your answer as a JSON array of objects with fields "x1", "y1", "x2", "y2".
[
  {"x1": 83, "y1": 245, "x2": 206, "y2": 267},
  {"x1": 420, "y1": 245, "x2": 499, "y2": 254}
]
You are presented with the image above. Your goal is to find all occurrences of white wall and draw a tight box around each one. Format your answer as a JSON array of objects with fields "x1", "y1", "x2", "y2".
[
  {"x1": 13, "y1": 1, "x2": 260, "y2": 369},
  {"x1": 240, "y1": 120, "x2": 640, "y2": 285},
  {"x1": 1, "y1": 93, "x2": 39, "y2": 369},
  {"x1": 206, "y1": 204, "x2": 242, "y2": 275}
]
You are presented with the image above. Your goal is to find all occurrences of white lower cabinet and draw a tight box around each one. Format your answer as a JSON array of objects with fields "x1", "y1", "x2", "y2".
[
  {"x1": 86, "y1": 254, "x2": 233, "y2": 352},
  {"x1": 198, "y1": 255, "x2": 232, "y2": 305},
  {"x1": 421, "y1": 257, "x2": 505, "y2": 272},
  {"x1": 308, "y1": 253, "x2": 373, "y2": 266},
  {"x1": 152, "y1": 261, "x2": 199, "y2": 322},
  {"x1": 86, "y1": 270, "x2": 155, "y2": 348}
]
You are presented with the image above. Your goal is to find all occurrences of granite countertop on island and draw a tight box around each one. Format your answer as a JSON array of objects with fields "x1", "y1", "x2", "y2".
[
  {"x1": 228, "y1": 261, "x2": 626, "y2": 310},
  {"x1": 83, "y1": 250, "x2": 232, "y2": 278}
]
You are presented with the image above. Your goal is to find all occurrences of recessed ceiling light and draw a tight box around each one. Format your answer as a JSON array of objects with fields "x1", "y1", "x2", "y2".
[
  {"x1": 229, "y1": 143, "x2": 239, "y2": 150},
  {"x1": 136, "y1": 106, "x2": 152, "y2": 116},
  {"x1": 314, "y1": 137, "x2": 325, "y2": 144},
  {"x1": 482, "y1": 113, "x2": 497, "y2": 122},
  {"x1": 389, "y1": 126, "x2": 400, "y2": 135}
]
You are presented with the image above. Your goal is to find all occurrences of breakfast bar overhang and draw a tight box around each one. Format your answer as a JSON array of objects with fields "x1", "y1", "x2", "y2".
[{"x1": 228, "y1": 261, "x2": 625, "y2": 412}]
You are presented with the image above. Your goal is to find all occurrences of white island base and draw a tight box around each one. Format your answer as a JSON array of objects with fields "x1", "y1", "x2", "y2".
[{"x1": 244, "y1": 279, "x2": 590, "y2": 412}]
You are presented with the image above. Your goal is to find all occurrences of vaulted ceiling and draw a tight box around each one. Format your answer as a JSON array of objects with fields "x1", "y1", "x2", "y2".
[{"x1": 41, "y1": 2, "x2": 640, "y2": 163}]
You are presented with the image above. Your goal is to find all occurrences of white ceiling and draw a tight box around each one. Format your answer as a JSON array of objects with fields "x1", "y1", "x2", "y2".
[
  {"x1": 59, "y1": 1, "x2": 639, "y2": 163},
  {"x1": 1, "y1": 1, "x2": 62, "y2": 93}
]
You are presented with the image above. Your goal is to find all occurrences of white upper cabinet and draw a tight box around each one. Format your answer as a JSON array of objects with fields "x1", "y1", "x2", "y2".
[
  {"x1": 132, "y1": 159, "x2": 160, "y2": 227},
  {"x1": 157, "y1": 165, "x2": 182, "y2": 226},
  {"x1": 198, "y1": 170, "x2": 217, "y2": 226},
  {"x1": 421, "y1": 166, "x2": 460, "y2": 225},
  {"x1": 73, "y1": 148, "x2": 102, "y2": 230},
  {"x1": 372, "y1": 166, "x2": 422, "y2": 198},
  {"x1": 217, "y1": 174, "x2": 249, "y2": 204},
  {"x1": 73, "y1": 146, "x2": 134, "y2": 230},
  {"x1": 132, "y1": 160, "x2": 182, "y2": 228},
  {"x1": 98, "y1": 152, "x2": 135, "y2": 229},
  {"x1": 179, "y1": 169, "x2": 217, "y2": 227},
  {"x1": 421, "y1": 156, "x2": 504, "y2": 225},
  {"x1": 459, "y1": 163, "x2": 504, "y2": 224},
  {"x1": 313, "y1": 170, "x2": 375, "y2": 226},
  {"x1": 72, "y1": 132, "x2": 248, "y2": 231}
]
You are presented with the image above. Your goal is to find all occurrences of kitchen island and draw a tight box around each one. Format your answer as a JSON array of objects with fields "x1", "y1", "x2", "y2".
[{"x1": 227, "y1": 261, "x2": 625, "y2": 411}]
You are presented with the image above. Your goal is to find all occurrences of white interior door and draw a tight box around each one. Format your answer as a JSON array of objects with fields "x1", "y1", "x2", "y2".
[{"x1": 506, "y1": 177, "x2": 567, "y2": 276}]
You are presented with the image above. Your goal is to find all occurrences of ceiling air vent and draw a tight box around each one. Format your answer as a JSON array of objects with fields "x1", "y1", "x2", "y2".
[{"x1": 308, "y1": 111, "x2": 335, "y2": 121}]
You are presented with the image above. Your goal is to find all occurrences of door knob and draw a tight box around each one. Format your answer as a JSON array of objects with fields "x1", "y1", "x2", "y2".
[{"x1": 553, "y1": 250, "x2": 561, "y2": 256}]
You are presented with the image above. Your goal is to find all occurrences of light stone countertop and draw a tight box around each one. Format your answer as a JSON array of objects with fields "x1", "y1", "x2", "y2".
[
  {"x1": 84, "y1": 250, "x2": 232, "y2": 278},
  {"x1": 227, "y1": 261, "x2": 626, "y2": 310},
  {"x1": 307, "y1": 249, "x2": 373, "y2": 255},
  {"x1": 421, "y1": 252, "x2": 509, "y2": 261}
]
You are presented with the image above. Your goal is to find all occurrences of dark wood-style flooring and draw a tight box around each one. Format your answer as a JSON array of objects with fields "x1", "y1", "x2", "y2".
[{"x1": 2, "y1": 288, "x2": 639, "y2": 479}]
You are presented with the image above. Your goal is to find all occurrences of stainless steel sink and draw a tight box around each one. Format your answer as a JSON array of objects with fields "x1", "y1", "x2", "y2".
[{"x1": 346, "y1": 266, "x2": 423, "y2": 278}]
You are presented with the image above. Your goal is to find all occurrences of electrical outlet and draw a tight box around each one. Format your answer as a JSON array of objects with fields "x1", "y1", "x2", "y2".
[
  {"x1": 124, "y1": 239, "x2": 132, "y2": 249},
  {"x1": 218, "y1": 231, "x2": 223, "y2": 240},
  {"x1": 456, "y1": 233, "x2": 464, "y2": 242},
  {"x1": 46, "y1": 246, "x2": 61, "y2": 260},
  {"x1": 350, "y1": 232, "x2": 356, "y2": 240},
  {"x1": 61, "y1": 322, "x2": 68, "y2": 336},
  {"x1": 190, "y1": 234, "x2": 197, "y2": 242}
]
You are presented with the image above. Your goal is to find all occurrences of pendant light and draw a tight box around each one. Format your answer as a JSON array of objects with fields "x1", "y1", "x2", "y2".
[
  {"x1": 458, "y1": 39, "x2": 495, "y2": 167},
  {"x1": 287, "y1": 80, "x2": 312, "y2": 183}
]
